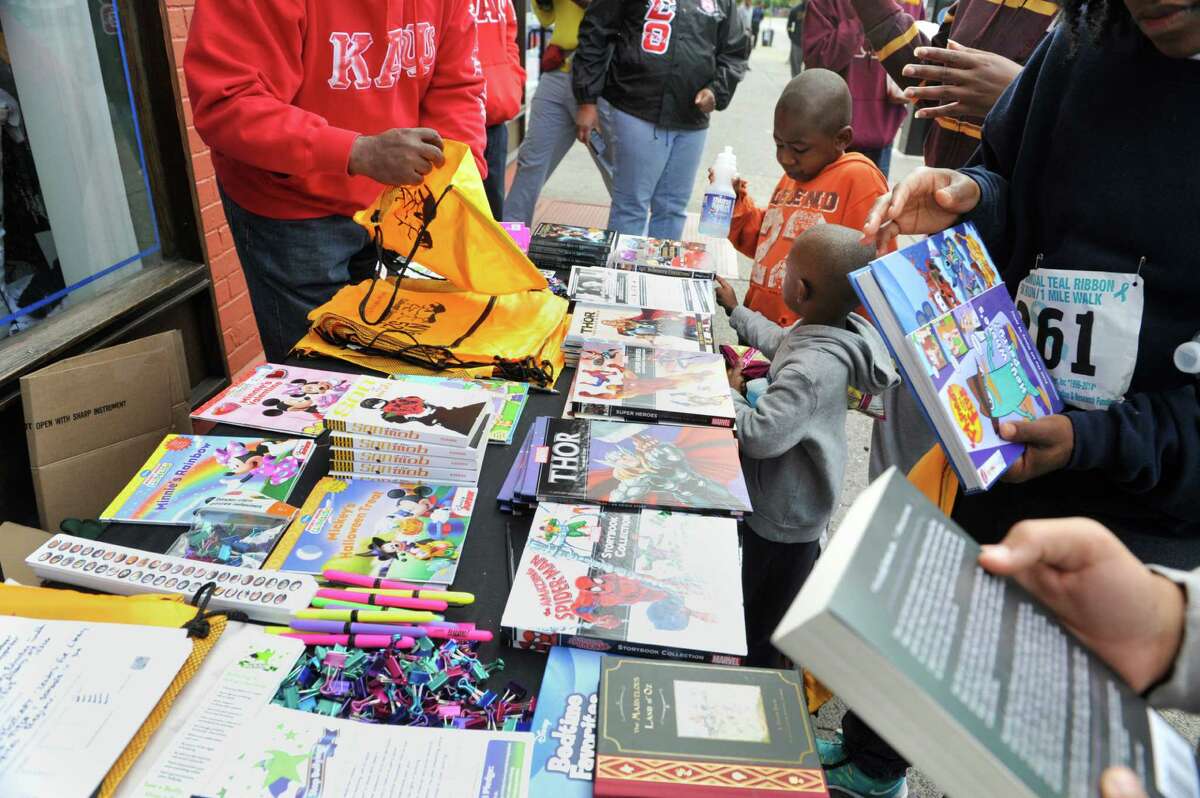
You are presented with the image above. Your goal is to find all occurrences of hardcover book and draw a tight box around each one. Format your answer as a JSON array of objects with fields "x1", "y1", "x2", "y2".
[
  {"x1": 568, "y1": 266, "x2": 715, "y2": 315},
  {"x1": 100, "y1": 435, "x2": 315, "y2": 524},
  {"x1": 773, "y1": 469, "x2": 1200, "y2": 798},
  {"x1": 850, "y1": 223, "x2": 1061, "y2": 491},
  {"x1": 530, "y1": 418, "x2": 752, "y2": 517},
  {"x1": 328, "y1": 430, "x2": 484, "y2": 462},
  {"x1": 529, "y1": 647, "x2": 603, "y2": 798},
  {"x1": 267, "y1": 476, "x2": 478, "y2": 585},
  {"x1": 323, "y1": 375, "x2": 492, "y2": 447},
  {"x1": 566, "y1": 305, "x2": 717, "y2": 357},
  {"x1": 596, "y1": 658, "x2": 827, "y2": 797},
  {"x1": 388, "y1": 373, "x2": 530, "y2": 445},
  {"x1": 326, "y1": 455, "x2": 481, "y2": 486},
  {"x1": 502, "y1": 502, "x2": 747, "y2": 663},
  {"x1": 191, "y1": 363, "x2": 354, "y2": 436},
  {"x1": 329, "y1": 444, "x2": 484, "y2": 471},
  {"x1": 608, "y1": 234, "x2": 716, "y2": 279},
  {"x1": 570, "y1": 342, "x2": 735, "y2": 428}
]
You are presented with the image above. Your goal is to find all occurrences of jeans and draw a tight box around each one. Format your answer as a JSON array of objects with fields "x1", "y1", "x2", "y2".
[
  {"x1": 483, "y1": 123, "x2": 508, "y2": 221},
  {"x1": 607, "y1": 107, "x2": 708, "y2": 240},
  {"x1": 220, "y1": 188, "x2": 374, "y2": 363},
  {"x1": 504, "y1": 70, "x2": 613, "y2": 226},
  {"x1": 790, "y1": 44, "x2": 804, "y2": 76}
]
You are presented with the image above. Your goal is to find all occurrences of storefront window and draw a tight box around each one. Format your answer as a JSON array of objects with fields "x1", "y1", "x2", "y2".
[{"x1": 0, "y1": 0, "x2": 159, "y2": 337}]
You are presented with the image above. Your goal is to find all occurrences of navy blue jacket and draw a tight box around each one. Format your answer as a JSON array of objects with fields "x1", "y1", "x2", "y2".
[{"x1": 954, "y1": 24, "x2": 1200, "y2": 548}]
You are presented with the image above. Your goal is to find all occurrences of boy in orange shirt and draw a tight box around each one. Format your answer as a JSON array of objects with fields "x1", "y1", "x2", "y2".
[{"x1": 728, "y1": 68, "x2": 892, "y2": 327}]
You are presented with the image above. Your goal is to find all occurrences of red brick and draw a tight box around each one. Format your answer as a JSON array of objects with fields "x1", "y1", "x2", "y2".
[
  {"x1": 192, "y1": 149, "x2": 214, "y2": 181},
  {"x1": 171, "y1": 37, "x2": 187, "y2": 69},
  {"x1": 181, "y1": 100, "x2": 193, "y2": 127},
  {"x1": 217, "y1": 224, "x2": 235, "y2": 253},
  {"x1": 222, "y1": 329, "x2": 238, "y2": 356},
  {"x1": 213, "y1": 276, "x2": 232, "y2": 306},
  {"x1": 228, "y1": 338, "x2": 265, "y2": 376},
  {"x1": 203, "y1": 228, "x2": 224, "y2": 259},
  {"x1": 232, "y1": 314, "x2": 259, "y2": 348},
  {"x1": 165, "y1": 0, "x2": 192, "y2": 8},
  {"x1": 221, "y1": 290, "x2": 254, "y2": 323},
  {"x1": 176, "y1": 68, "x2": 188, "y2": 99},
  {"x1": 167, "y1": 7, "x2": 187, "y2": 38},
  {"x1": 186, "y1": 124, "x2": 205, "y2": 155},
  {"x1": 195, "y1": 177, "x2": 219, "y2": 208},
  {"x1": 210, "y1": 247, "x2": 240, "y2": 279},
  {"x1": 227, "y1": 267, "x2": 249, "y2": 298},
  {"x1": 184, "y1": 7, "x2": 195, "y2": 28},
  {"x1": 200, "y1": 200, "x2": 227, "y2": 233}
]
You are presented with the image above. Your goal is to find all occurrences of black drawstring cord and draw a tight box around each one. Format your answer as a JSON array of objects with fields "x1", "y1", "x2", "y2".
[{"x1": 183, "y1": 581, "x2": 248, "y2": 639}]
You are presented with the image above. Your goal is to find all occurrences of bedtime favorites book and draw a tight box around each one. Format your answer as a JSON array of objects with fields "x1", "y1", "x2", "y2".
[
  {"x1": 850, "y1": 223, "x2": 1061, "y2": 491},
  {"x1": 570, "y1": 342, "x2": 735, "y2": 428},
  {"x1": 191, "y1": 363, "x2": 354, "y2": 436},
  {"x1": 608, "y1": 234, "x2": 716, "y2": 279},
  {"x1": 267, "y1": 477, "x2": 477, "y2": 585},
  {"x1": 595, "y1": 658, "x2": 827, "y2": 797},
  {"x1": 528, "y1": 647, "x2": 602, "y2": 798},
  {"x1": 101, "y1": 435, "x2": 315, "y2": 524},
  {"x1": 502, "y1": 502, "x2": 747, "y2": 663},
  {"x1": 568, "y1": 266, "x2": 715, "y2": 315},
  {"x1": 323, "y1": 375, "x2": 492, "y2": 447},
  {"x1": 567, "y1": 305, "x2": 716, "y2": 353},
  {"x1": 531, "y1": 418, "x2": 752, "y2": 516}
]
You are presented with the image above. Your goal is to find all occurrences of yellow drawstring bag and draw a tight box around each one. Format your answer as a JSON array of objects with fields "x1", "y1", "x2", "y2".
[{"x1": 905, "y1": 445, "x2": 959, "y2": 515}]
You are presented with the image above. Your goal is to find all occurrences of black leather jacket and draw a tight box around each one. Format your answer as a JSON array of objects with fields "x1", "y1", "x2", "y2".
[{"x1": 573, "y1": 0, "x2": 750, "y2": 130}]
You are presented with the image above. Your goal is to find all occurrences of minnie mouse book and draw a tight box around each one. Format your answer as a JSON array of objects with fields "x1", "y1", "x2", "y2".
[
  {"x1": 323, "y1": 376, "x2": 492, "y2": 448},
  {"x1": 191, "y1": 364, "x2": 354, "y2": 436},
  {"x1": 100, "y1": 434, "x2": 315, "y2": 524},
  {"x1": 501, "y1": 502, "x2": 746, "y2": 663},
  {"x1": 268, "y1": 476, "x2": 478, "y2": 585}
]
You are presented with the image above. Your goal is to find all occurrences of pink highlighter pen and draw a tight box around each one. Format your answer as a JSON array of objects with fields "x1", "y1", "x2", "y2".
[
  {"x1": 314, "y1": 588, "x2": 448, "y2": 612},
  {"x1": 281, "y1": 632, "x2": 416, "y2": 649}
]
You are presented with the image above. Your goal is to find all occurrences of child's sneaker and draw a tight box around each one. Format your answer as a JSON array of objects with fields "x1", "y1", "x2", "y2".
[{"x1": 818, "y1": 735, "x2": 909, "y2": 798}]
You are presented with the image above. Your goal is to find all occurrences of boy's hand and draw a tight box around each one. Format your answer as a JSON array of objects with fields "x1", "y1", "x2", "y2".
[
  {"x1": 979, "y1": 517, "x2": 1185, "y2": 694},
  {"x1": 715, "y1": 276, "x2": 738, "y2": 314},
  {"x1": 999, "y1": 414, "x2": 1074, "y2": 482},
  {"x1": 904, "y1": 41, "x2": 1022, "y2": 121},
  {"x1": 727, "y1": 364, "x2": 746, "y2": 395},
  {"x1": 707, "y1": 169, "x2": 750, "y2": 201},
  {"x1": 695, "y1": 87, "x2": 717, "y2": 114},
  {"x1": 861, "y1": 167, "x2": 981, "y2": 254}
]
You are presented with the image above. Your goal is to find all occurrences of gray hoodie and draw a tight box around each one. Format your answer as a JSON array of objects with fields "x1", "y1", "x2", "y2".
[{"x1": 729, "y1": 305, "x2": 899, "y2": 543}]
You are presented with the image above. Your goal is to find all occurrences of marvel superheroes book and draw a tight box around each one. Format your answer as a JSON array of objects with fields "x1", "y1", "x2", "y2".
[
  {"x1": 501, "y1": 502, "x2": 746, "y2": 664},
  {"x1": 565, "y1": 305, "x2": 717, "y2": 359},
  {"x1": 530, "y1": 418, "x2": 751, "y2": 517},
  {"x1": 323, "y1": 375, "x2": 492, "y2": 448}
]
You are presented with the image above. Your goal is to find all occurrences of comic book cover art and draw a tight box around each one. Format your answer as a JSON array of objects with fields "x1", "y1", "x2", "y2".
[
  {"x1": 568, "y1": 305, "x2": 716, "y2": 353},
  {"x1": 101, "y1": 435, "x2": 315, "y2": 524},
  {"x1": 570, "y1": 342, "x2": 735, "y2": 427},
  {"x1": 387, "y1": 373, "x2": 530, "y2": 445},
  {"x1": 191, "y1": 364, "x2": 354, "y2": 436},
  {"x1": 502, "y1": 502, "x2": 746, "y2": 662},
  {"x1": 533, "y1": 418, "x2": 752, "y2": 516},
  {"x1": 568, "y1": 266, "x2": 715, "y2": 315},
  {"x1": 532, "y1": 223, "x2": 617, "y2": 251},
  {"x1": 608, "y1": 234, "x2": 716, "y2": 279},
  {"x1": 323, "y1": 375, "x2": 491, "y2": 447},
  {"x1": 270, "y1": 477, "x2": 477, "y2": 584}
]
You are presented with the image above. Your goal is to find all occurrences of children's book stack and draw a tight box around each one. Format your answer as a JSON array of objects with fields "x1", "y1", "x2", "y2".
[
  {"x1": 528, "y1": 223, "x2": 617, "y2": 272},
  {"x1": 322, "y1": 375, "x2": 493, "y2": 485},
  {"x1": 564, "y1": 305, "x2": 717, "y2": 366},
  {"x1": 191, "y1": 363, "x2": 354, "y2": 436},
  {"x1": 608, "y1": 233, "x2": 717, "y2": 279},
  {"x1": 388, "y1": 373, "x2": 530, "y2": 445}
]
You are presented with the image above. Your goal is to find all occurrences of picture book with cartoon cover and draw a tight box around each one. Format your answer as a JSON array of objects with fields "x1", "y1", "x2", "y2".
[
  {"x1": 387, "y1": 374, "x2": 530, "y2": 445},
  {"x1": 596, "y1": 658, "x2": 827, "y2": 797},
  {"x1": 850, "y1": 223, "x2": 1061, "y2": 492},
  {"x1": 566, "y1": 305, "x2": 716, "y2": 358},
  {"x1": 269, "y1": 476, "x2": 478, "y2": 585},
  {"x1": 608, "y1": 234, "x2": 716, "y2": 279},
  {"x1": 570, "y1": 343, "x2": 735, "y2": 428},
  {"x1": 502, "y1": 502, "x2": 747, "y2": 663},
  {"x1": 101, "y1": 435, "x2": 315, "y2": 524},
  {"x1": 531, "y1": 418, "x2": 752, "y2": 517},
  {"x1": 568, "y1": 266, "x2": 715, "y2": 315},
  {"x1": 191, "y1": 363, "x2": 354, "y2": 436},
  {"x1": 323, "y1": 375, "x2": 492, "y2": 447},
  {"x1": 528, "y1": 646, "x2": 602, "y2": 798},
  {"x1": 328, "y1": 430, "x2": 484, "y2": 464}
]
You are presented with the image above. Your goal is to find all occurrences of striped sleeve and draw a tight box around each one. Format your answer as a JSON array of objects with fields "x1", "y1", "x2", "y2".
[{"x1": 846, "y1": 0, "x2": 955, "y2": 90}]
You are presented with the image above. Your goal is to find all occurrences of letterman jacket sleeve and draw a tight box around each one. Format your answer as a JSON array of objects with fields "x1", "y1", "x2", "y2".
[
  {"x1": 709, "y1": 0, "x2": 751, "y2": 111},
  {"x1": 185, "y1": 0, "x2": 361, "y2": 176},
  {"x1": 573, "y1": 0, "x2": 622, "y2": 105},
  {"x1": 421, "y1": 0, "x2": 488, "y2": 176}
]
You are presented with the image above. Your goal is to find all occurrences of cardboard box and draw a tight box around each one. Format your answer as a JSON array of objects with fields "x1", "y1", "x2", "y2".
[
  {"x1": 0, "y1": 522, "x2": 53, "y2": 585},
  {"x1": 21, "y1": 331, "x2": 193, "y2": 529}
]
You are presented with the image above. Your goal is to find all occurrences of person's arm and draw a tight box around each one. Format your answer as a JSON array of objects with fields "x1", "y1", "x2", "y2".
[
  {"x1": 709, "y1": 0, "x2": 752, "y2": 112},
  {"x1": 185, "y1": 0, "x2": 359, "y2": 177},
  {"x1": 728, "y1": 188, "x2": 765, "y2": 259},
  {"x1": 731, "y1": 363, "x2": 821, "y2": 460},
  {"x1": 729, "y1": 305, "x2": 786, "y2": 359},
  {"x1": 802, "y1": 0, "x2": 864, "y2": 75},
  {"x1": 420, "y1": 0, "x2": 488, "y2": 175},
  {"x1": 572, "y1": 0, "x2": 621, "y2": 106},
  {"x1": 846, "y1": 0, "x2": 943, "y2": 89}
]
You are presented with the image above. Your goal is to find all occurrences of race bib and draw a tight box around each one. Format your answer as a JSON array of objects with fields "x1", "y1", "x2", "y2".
[{"x1": 1016, "y1": 267, "x2": 1143, "y2": 410}]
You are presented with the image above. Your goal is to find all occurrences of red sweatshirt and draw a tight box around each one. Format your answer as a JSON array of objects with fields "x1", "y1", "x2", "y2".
[
  {"x1": 185, "y1": 0, "x2": 487, "y2": 220},
  {"x1": 474, "y1": 0, "x2": 526, "y2": 128}
]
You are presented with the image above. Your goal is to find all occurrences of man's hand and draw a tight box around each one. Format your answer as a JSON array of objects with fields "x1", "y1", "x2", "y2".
[
  {"x1": 695, "y1": 87, "x2": 717, "y2": 114},
  {"x1": 575, "y1": 103, "x2": 600, "y2": 144},
  {"x1": 728, "y1": 363, "x2": 747, "y2": 395},
  {"x1": 715, "y1": 276, "x2": 738, "y2": 314},
  {"x1": 979, "y1": 517, "x2": 1186, "y2": 693},
  {"x1": 999, "y1": 414, "x2": 1074, "y2": 483},
  {"x1": 903, "y1": 41, "x2": 1023, "y2": 120},
  {"x1": 1100, "y1": 768, "x2": 1149, "y2": 798},
  {"x1": 861, "y1": 167, "x2": 980, "y2": 254},
  {"x1": 348, "y1": 128, "x2": 445, "y2": 185}
]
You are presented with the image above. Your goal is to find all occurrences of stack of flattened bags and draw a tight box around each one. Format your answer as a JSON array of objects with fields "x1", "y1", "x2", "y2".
[{"x1": 292, "y1": 141, "x2": 568, "y2": 388}]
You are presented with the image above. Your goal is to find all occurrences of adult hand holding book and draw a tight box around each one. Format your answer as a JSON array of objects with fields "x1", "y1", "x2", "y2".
[{"x1": 861, "y1": 167, "x2": 982, "y2": 255}]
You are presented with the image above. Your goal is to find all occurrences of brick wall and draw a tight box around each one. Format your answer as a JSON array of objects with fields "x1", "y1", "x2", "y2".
[{"x1": 165, "y1": 0, "x2": 265, "y2": 377}]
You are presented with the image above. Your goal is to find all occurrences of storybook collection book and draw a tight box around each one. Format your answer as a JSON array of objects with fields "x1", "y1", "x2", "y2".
[{"x1": 850, "y1": 223, "x2": 1061, "y2": 491}]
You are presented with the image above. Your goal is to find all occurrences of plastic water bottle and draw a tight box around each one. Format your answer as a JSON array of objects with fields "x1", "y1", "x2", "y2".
[
  {"x1": 1174, "y1": 333, "x2": 1200, "y2": 374},
  {"x1": 699, "y1": 147, "x2": 737, "y2": 238}
]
